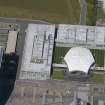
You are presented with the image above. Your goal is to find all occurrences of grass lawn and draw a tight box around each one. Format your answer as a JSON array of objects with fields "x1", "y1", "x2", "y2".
[
  {"x1": 96, "y1": 1, "x2": 105, "y2": 22},
  {"x1": 53, "y1": 47, "x2": 70, "y2": 64},
  {"x1": 52, "y1": 68, "x2": 64, "y2": 80},
  {"x1": 86, "y1": 0, "x2": 94, "y2": 25},
  {"x1": 90, "y1": 49, "x2": 105, "y2": 67},
  {"x1": 53, "y1": 47, "x2": 105, "y2": 67},
  {"x1": 53, "y1": 47, "x2": 105, "y2": 82},
  {"x1": 89, "y1": 73, "x2": 104, "y2": 83},
  {"x1": 93, "y1": 101, "x2": 98, "y2": 105},
  {"x1": 0, "y1": 0, "x2": 80, "y2": 24},
  {"x1": 97, "y1": 7, "x2": 105, "y2": 19}
]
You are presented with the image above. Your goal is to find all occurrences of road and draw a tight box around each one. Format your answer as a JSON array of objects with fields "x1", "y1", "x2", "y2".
[
  {"x1": 0, "y1": 17, "x2": 51, "y2": 24},
  {"x1": 79, "y1": 0, "x2": 87, "y2": 25}
]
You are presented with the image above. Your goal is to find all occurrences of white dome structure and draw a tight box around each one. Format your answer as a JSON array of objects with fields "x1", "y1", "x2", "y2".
[{"x1": 64, "y1": 47, "x2": 95, "y2": 74}]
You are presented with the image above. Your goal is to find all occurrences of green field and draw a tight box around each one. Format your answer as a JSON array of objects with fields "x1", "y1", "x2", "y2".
[
  {"x1": 89, "y1": 73, "x2": 104, "y2": 83},
  {"x1": 96, "y1": 1, "x2": 105, "y2": 21},
  {"x1": 90, "y1": 49, "x2": 105, "y2": 67},
  {"x1": 52, "y1": 68, "x2": 64, "y2": 80},
  {"x1": 0, "y1": 0, "x2": 80, "y2": 24},
  {"x1": 86, "y1": 0, "x2": 94, "y2": 25},
  {"x1": 97, "y1": 7, "x2": 105, "y2": 19},
  {"x1": 53, "y1": 47, "x2": 70, "y2": 64},
  {"x1": 53, "y1": 47, "x2": 105, "y2": 67}
]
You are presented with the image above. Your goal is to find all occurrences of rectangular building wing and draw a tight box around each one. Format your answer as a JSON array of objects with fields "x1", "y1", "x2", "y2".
[{"x1": 19, "y1": 24, "x2": 55, "y2": 80}]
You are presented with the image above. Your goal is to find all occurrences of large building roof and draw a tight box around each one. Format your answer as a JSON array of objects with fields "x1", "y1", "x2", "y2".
[
  {"x1": 20, "y1": 24, "x2": 55, "y2": 80},
  {"x1": 56, "y1": 24, "x2": 105, "y2": 49},
  {"x1": 64, "y1": 47, "x2": 95, "y2": 73}
]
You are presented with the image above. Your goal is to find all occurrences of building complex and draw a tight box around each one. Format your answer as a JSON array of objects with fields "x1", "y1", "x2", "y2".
[
  {"x1": 0, "y1": 23, "x2": 105, "y2": 80},
  {"x1": 0, "y1": 22, "x2": 105, "y2": 105}
]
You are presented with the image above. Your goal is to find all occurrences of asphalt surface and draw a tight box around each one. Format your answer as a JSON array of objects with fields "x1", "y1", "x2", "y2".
[{"x1": 79, "y1": 0, "x2": 87, "y2": 25}]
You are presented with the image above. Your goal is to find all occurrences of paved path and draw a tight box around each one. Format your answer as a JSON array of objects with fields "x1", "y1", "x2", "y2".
[
  {"x1": 0, "y1": 17, "x2": 51, "y2": 24},
  {"x1": 56, "y1": 42, "x2": 105, "y2": 50},
  {"x1": 79, "y1": 0, "x2": 87, "y2": 25}
]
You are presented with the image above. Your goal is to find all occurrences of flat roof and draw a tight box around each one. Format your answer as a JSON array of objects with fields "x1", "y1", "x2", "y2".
[
  {"x1": 20, "y1": 24, "x2": 55, "y2": 80},
  {"x1": 56, "y1": 24, "x2": 105, "y2": 46},
  {"x1": 6, "y1": 31, "x2": 18, "y2": 54}
]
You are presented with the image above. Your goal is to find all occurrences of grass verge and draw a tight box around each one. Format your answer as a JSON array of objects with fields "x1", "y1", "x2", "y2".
[
  {"x1": 53, "y1": 47, "x2": 70, "y2": 64},
  {"x1": 90, "y1": 49, "x2": 105, "y2": 67},
  {"x1": 86, "y1": 0, "x2": 94, "y2": 25},
  {"x1": 0, "y1": 0, "x2": 80, "y2": 24},
  {"x1": 89, "y1": 73, "x2": 104, "y2": 83},
  {"x1": 52, "y1": 68, "x2": 64, "y2": 80}
]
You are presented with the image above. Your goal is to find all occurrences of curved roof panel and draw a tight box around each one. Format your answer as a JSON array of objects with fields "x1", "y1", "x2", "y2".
[{"x1": 64, "y1": 47, "x2": 95, "y2": 73}]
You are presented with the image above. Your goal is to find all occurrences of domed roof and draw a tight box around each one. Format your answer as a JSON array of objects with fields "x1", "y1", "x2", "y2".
[{"x1": 64, "y1": 47, "x2": 95, "y2": 73}]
